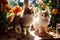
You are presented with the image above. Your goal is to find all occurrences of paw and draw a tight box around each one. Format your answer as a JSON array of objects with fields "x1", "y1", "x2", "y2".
[{"x1": 34, "y1": 30, "x2": 39, "y2": 35}]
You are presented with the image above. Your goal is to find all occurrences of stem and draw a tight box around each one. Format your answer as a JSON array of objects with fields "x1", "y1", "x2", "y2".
[{"x1": 57, "y1": 0, "x2": 59, "y2": 9}]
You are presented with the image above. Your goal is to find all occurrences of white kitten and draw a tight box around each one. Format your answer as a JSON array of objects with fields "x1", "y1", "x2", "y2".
[{"x1": 33, "y1": 10, "x2": 50, "y2": 33}]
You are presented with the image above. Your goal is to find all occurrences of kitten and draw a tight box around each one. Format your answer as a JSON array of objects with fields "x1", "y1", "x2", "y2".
[
  {"x1": 20, "y1": 7, "x2": 34, "y2": 35},
  {"x1": 33, "y1": 10, "x2": 50, "y2": 35}
]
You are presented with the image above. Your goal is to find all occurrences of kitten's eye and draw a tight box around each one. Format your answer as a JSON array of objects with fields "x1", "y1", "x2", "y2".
[{"x1": 41, "y1": 15, "x2": 43, "y2": 16}]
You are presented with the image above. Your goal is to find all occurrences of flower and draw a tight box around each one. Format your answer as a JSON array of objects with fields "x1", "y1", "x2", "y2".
[
  {"x1": 52, "y1": 9, "x2": 58, "y2": 15},
  {"x1": 12, "y1": 6, "x2": 22, "y2": 15},
  {"x1": 41, "y1": 3, "x2": 46, "y2": 8},
  {"x1": 5, "y1": 4, "x2": 12, "y2": 11}
]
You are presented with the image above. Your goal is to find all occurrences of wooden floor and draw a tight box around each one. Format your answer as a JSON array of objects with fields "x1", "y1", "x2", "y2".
[{"x1": 0, "y1": 31, "x2": 59, "y2": 40}]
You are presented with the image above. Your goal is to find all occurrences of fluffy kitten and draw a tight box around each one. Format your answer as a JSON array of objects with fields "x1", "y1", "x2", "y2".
[{"x1": 33, "y1": 10, "x2": 50, "y2": 34}]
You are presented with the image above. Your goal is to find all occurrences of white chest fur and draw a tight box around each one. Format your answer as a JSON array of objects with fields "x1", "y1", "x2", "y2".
[{"x1": 32, "y1": 10, "x2": 50, "y2": 33}]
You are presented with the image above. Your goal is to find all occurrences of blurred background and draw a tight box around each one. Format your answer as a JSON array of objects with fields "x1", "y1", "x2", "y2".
[{"x1": 8, "y1": 0, "x2": 36, "y2": 7}]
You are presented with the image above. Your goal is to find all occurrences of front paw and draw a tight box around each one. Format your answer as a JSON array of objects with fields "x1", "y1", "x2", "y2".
[
  {"x1": 30, "y1": 25, "x2": 35, "y2": 31},
  {"x1": 34, "y1": 30, "x2": 39, "y2": 35}
]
